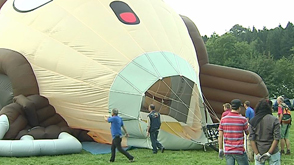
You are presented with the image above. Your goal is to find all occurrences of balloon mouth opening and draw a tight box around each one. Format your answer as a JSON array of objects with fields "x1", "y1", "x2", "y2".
[
  {"x1": 138, "y1": 76, "x2": 205, "y2": 141},
  {"x1": 140, "y1": 76, "x2": 195, "y2": 124}
]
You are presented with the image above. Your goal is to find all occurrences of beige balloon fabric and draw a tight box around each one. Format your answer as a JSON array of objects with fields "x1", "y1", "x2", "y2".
[{"x1": 0, "y1": 0, "x2": 212, "y2": 149}]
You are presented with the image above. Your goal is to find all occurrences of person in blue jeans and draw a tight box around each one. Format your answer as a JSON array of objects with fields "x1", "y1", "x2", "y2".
[
  {"x1": 225, "y1": 154, "x2": 250, "y2": 165},
  {"x1": 146, "y1": 104, "x2": 165, "y2": 154},
  {"x1": 219, "y1": 99, "x2": 249, "y2": 165},
  {"x1": 104, "y1": 108, "x2": 134, "y2": 163}
]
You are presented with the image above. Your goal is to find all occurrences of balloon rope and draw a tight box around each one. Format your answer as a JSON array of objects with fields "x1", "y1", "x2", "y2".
[
  {"x1": 176, "y1": 73, "x2": 219, "y2": 122},
  {"x1": 159, "y1": 79, "x2": 203, "y2": 124},
  {"x1": 202, "y1": 94, "x2": 220, "y2": 122}
]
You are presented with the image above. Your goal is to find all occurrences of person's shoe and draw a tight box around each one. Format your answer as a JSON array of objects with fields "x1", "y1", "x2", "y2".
[
  {"x1": 153, "y1": 151, "x2": 157, "y2": 154},
  {"x1": 161, "y1": 147, "x2": 165, "y2": 153},
  {"x1": 280, "y1": 150, "x2": 285, "y2": 155},
  {"x1": 286, "y1": 150, "x2": 291, "y2": 155},
  {"x1": 129, "y1": 158, "x2": 135, "y2": 162},
  {"x1": 109, "y1": 160, "x2": 114, "y2": 163}
]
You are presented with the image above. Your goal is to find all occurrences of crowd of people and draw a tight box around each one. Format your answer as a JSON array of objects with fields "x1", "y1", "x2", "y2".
[
  {"x1": 218, "y1": 96, "x2": 291, "y2": 165},
  {"x1": 103, "y1": 96, "x2": 291, "y2": 164}
]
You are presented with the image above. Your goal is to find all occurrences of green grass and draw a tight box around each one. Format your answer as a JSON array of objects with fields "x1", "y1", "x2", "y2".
[
  {"x1": 0, "y1": 148, "x2": 225, "y2": 165},
  {"x1": 0, "y1": 112, "x2": 293, "y2": 165}
]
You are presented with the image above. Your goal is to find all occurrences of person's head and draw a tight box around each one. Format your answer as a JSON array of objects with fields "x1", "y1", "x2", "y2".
[
  {"x1": 223, "y1": 103, "x2": 231, "y2": 111},
  {"x1": 231, "y1": 99, "x2": 242, "y2": 111},
  {"x1": 112, "y1": 108, "x2": 119, "y2": 116},
  {"x1": 243, "y1": 101, "x2": 250, "y2": 108},
  {"x1": 277, "y1": 96, "x2": 284, "y2": 105},
  {"x1": 148, "y1": 104, "x2": 155, "y2": 112},
  {"x1": 254, "y1": 99, "x2": 272, "y2": 115}
]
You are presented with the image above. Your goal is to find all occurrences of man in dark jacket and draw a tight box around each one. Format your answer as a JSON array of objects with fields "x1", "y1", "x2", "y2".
[{"x1": 147, "y1": 104, "x2": 165, "y2": 154}]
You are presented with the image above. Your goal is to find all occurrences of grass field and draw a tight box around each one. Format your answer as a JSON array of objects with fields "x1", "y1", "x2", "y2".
[{"x1": 1, "y1": 113, "x2": 293, "y2": 165}]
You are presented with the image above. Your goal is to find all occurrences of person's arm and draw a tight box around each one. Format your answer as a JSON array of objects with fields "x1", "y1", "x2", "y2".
[
  {"x1": 245, "y1": 109, "x2": 249, "y2": 121},
  {"x1": 146, "y1": 116, "x2": 150, "y2": 137},
  {"x1": 120, "y1": 119, "x2": 129, "y2": 137},
  {"x1": 278, "y1": 106, "x2": 283, "y2": 123},
  {"x1": 244, "y1": 120, "x2": 249, "y2": 135},
  {"x1": 249, "y1": 125, "x2": 262, "y2": 161},
  {"x1": 159, "y1": 113, "x2": 161, "y2": 125},
  {"x1": 259, "y1": 119, "x2": 281, "y2": 161},
  {"x1": 267, "y1": 119, "x2": 281, "y2": 154},
  {"x1": 104, "y1": 115, "x2": 109, "y2": 122},
  {"x1": 267, "y1": 140, "x2": 279, "y2": 154},
  {"x1": 122, "y1": 125, "x2": 129, "y2": 138},
  {"x1": 260, "y1": 132, "x2": 280, "y2": 160},
  {"x1": 218, "y1": 130, "x2": 223, "y2": 150},
  {"x1": 218, "y1": 130, "x2": 224, "y2": 159},
  {"x1": 248, "y1": 124, "x2": 257, "y2": 154}
]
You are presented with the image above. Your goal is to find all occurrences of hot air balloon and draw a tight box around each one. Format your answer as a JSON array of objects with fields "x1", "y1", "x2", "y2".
[{"x1": 0, "y1": 0, "x2": 267, "y2": 156}]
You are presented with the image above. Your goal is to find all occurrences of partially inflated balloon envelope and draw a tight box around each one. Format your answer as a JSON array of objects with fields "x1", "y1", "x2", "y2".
[
  {"x1": 0, "y1": 0, "x2": 214, "y2": 152},
  {"x1": 0, "y1": 0, "x2": 268, "y2": 156}
]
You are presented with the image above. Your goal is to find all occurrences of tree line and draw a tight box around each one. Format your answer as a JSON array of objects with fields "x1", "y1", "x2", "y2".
[{"x1": 202, "y1": 22, "x2": 294, "y2": 99}]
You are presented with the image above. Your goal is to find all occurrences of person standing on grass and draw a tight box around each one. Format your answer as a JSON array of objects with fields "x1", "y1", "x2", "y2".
[
  {"x1": 244, "y1": 100, "x2": 255, "y2": 162},
  {"x1": 244, "y1": 101, "x2": 255, "y2": 121},
  {"x1": 146, "y1": 104, "x2": 165, "y2": 154},
  {"x1": 104, "y1": 108, "x2": 134, "y2": 163},
  {"x1": 277, "y1": 96, "x2": 291, "y2": 155},
  {"x1": 218, "y1": 99, "x2": 249, "y2": 165},
  {"x1": 249, "y1": 99, "x2": 280, "y2": 165}
]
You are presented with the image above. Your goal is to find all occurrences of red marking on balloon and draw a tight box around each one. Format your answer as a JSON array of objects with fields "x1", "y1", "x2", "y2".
[{"x1": 120, "y1": 12, "x2": 137, "y2": 23}]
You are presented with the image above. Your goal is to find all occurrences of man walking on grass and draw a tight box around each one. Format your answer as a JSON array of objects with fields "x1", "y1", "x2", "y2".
[
  {"x1": 147, "y1": 104, "x2": 165, "y2": 154},
  {"x1": 104, "y1": 108, "x2": 134, "y2": 163}
]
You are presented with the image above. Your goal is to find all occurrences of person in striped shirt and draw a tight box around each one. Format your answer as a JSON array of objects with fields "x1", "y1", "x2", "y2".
[{"x1": 218, "y1": 99, "x2": 249, "y2": 165}]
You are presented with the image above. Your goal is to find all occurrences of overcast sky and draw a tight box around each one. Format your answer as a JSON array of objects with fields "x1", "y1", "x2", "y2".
[{"x1": 164, "y1": 0, "x2": 294, "y2": 36}]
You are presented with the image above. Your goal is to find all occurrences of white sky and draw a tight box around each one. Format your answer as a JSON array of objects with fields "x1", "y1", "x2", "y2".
[{"x1": 164, "y1": 0, "x2": 294, "y2": 36}]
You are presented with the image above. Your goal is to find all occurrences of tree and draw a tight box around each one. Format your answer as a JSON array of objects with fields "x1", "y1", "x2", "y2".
[
  {"x1": 229, "y1": 24, "x2": 251, "y2": 43},
  {"x1": 246, "y1": 54, "x2": 275, "y2": 97},
  {"x1": 271, "y1": 57, "x2": 294, "y2": 98},
  {"x1": 265, "y1": 27, "x2": 283, "y2": 59},
  {"x1": 280, "y1": 22, "x2": 294, "y2": 59},
  {"x1": 204, "y1": 22, "x2": 294, "y2": 98},
  {"x1": 206, "y1": 33, "x2": 237, "y2": 65},
  {"x1": 202, "y1": 35, "x2": 209, "y2": 43}
]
